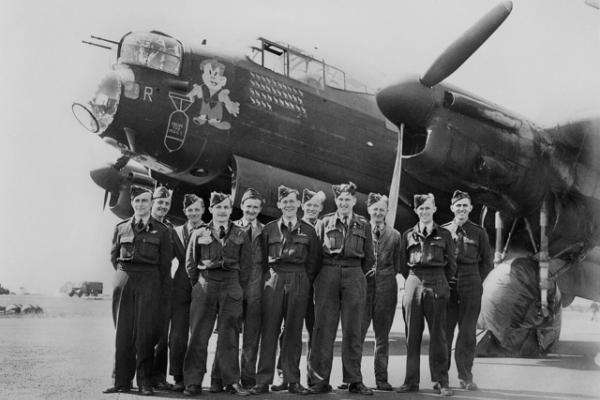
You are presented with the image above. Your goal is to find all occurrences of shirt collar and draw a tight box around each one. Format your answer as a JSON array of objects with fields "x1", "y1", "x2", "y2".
[
  {"x1": 302, "y1": 216, "x2": 318, "y2": 227},
  {"x1": 241, "y1": 217, "x2": 258, "y2": 229},
  {"x1": 133, "y1": 215, "x2": 151, "y2": 225},
  {"x1": 211, "y1": 220, "x2": 230, "y2": 232},
  {"x1": 418, "y1": 221, "x2": 433, "y2": 234},
  {"x1": 187, "y1": 220, "x2": 202, "y2": 231},
  {"x1": 370, "y1": 220, "x2": 385, "y2": 231},
  {"x1": 453, "y1": 218, "x2": 469, "y2": 227},
  {"x1": 335, "y1": 211, "x2": 353, "y2": 224},
  {"x1": 280, "y1": 216, "x2": 298, "y2": 229}
]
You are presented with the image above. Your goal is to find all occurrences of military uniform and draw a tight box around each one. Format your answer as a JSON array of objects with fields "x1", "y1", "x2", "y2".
[
  {"x1": 255, "y1": 218, "x2": 320, "y2": 387},
  {"x1": 169, "y1": 221, "x2": 201, "y2": 384},
  {"x1": 308, "y1": 212, "x2": 375, "y2": 386},
  {"x1": 110, "y1": 216, "x2": 172, "y2": 389},
  {"x1": 399, "y1": 223, "x2": 456, "y2": 388},
  {"x1": 211, "y1": 218, "x2": 265, "y2": 388},
  {"x1": 151, "y1": 218, "x2": 175, "y2": 386},
  {"x1": 442, "y1": 219, "x2": 492, "y2": 384},
  {"x1": 275, "y1": 217, "x2": 322, "y2": 387},
  {"x1": 360, "y1": 223, "x2": 401, "y2": 385},
  {"x1": 183, "y1": 221, "x2": 252, "y2": 387}
]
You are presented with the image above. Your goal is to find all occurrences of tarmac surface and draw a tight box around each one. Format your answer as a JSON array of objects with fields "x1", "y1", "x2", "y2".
[{"x1": 0, "y1": 295, "x2": 599, "y2": 400}]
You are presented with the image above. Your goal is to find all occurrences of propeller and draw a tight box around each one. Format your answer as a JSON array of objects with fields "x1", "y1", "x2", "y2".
[
  {"x1": 420, "y1": 1, "x2": 513, "y2": 87},
  {"x1": 379, "y1": 2, "x2": 513, "y2": 227},
  {"x1": 385, "y1": 124, "x2": 403, "y2": 227},
  {"x1": 92, "y1": 155, "x2": 132, "y2": 211},
  {"x1": 103, "y1": 189, "x2": 110, "y2": 210}
]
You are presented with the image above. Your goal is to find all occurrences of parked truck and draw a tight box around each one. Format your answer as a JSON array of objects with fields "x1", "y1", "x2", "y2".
[{"x1": 68, "y1": 281, "x2": 103, "y2": 297}]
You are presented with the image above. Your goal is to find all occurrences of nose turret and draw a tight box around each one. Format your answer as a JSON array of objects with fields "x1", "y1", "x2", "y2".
[{"x1": 72, "y1": 65, "x2": 135, "y2": 135}]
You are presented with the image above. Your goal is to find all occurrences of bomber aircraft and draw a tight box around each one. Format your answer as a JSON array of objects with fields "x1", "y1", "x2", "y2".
[{"x1": 72, "y1": 2, "x2": 600, "y2": 356}]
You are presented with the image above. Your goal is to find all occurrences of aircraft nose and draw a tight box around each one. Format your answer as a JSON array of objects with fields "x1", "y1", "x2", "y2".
[
  {"x1": 72, "y1": 67, "x2": 131, "y2": 135},
  {"x1": 376, "y1": 77, "x2": 440, "y2": 128}
]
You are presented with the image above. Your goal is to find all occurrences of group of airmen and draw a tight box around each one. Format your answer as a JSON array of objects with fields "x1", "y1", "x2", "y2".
[{"x1": 103, "y1": 181, "x2": 492, "y2": 397}]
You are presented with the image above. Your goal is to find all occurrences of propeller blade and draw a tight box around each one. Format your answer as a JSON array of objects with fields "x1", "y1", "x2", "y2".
[
  {"x1": 385, "y1": 124, "x2": 404, "y2": 227},
  {"x1": 420, "y1": 1, "x2": 513, "y2": 87},
  {"x1": 124, "y1": 127, "x2": 137, "y2": 153},
  {"x1": 103, "y1": 190, "x2": 110, "y2": 211}
]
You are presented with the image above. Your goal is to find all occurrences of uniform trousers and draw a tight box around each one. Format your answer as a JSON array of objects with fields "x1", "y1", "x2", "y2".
[
  {"x1": 169, "y1": 267, "x2": 191, "y2": 382},
  {"x1": 211, "y1": 269, "x2": 263, "y2": 387},
  {"x1": 276, "y1": 285, "x2": 315, "y2": 385},
  {"x1": 360, "y1": 271, "x2": 398, "y2": 383},
  {"x1": 112, "y1": 268, "x2": 160, "y2": 388},
  {"x1": 445, "y1": 267, "x2": 482, "y2": 382},
  {"x1": 256, "y1": 268, "x2": 310, "y2": 386},
  {"x1": 402, "y1": 268, "x2": 450, "y2": 386},
  {"x1": 308, "y1": 265, "x2": 366, "y2": 385},
  {"x1": 151, "y1": 276, "x2": 172, "y2": 383},
  {"x1": 183, "y1": 270, "x2": 243, "y2": 386}
]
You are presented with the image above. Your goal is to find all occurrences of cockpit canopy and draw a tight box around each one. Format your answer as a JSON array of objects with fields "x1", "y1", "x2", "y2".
[
  {"x1": 249, "y1": 37, "x2": 371, "y2": 94},
  {"x1": 118, "y1": 31, "x2": 183, "y2": 75}
]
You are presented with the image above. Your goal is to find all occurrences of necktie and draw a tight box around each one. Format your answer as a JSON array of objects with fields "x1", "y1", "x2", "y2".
[
  {"x1": 423, "y1": 226, "x2": 428, "y2": 237},
  {"x1": 219, "y1": 225, "x2": 226, "y2": 239},
  {"x1": 248, "y1": 225, "x2": 253, "y2": 241},
  {"x1": 457, "y1": 226, "x2": 465, "y2": 252},
  {"x1": 183, "y1": 225, "x2": 190, "y2": 246},
  {"x1": 287, "y1": 221, "x2": 293, "y2": 232},
  {"x1": 136, "y1": 220, "x2": 144, "y2": 232},
  {"x1": 375, "y1": 227, "x2": 381, "y2": 240}
]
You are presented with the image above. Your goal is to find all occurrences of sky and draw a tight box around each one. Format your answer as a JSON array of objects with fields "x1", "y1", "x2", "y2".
[{"x1": 0, "y1": 0, "x2": 598, "y2": 293}]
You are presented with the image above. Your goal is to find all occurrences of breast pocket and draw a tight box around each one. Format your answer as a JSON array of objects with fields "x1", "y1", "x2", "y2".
[
  {"x1": 284, "y1": 235, "x2": 310, "y2": 262},
  {"x1": 139, "y1": 236, "x2": 160, "y2": 263},
  {"x1": 462, "y1": 237, "x2": 479, "y2": 261},
  {"x1": 119, "y1": 235, "x2": 134, "y2": 260},
  {"x1": 267, "y1": 235, "x2": 283, "y2": 263},
  {"x1": 324, "y1": 226, "x2": 343, "y2": 254},
  {"x1": 223, "y1": 233, "x2": 245, "y2": 260},
  {"x1": 199, "y1": 240, "x2": 218, "y2": 262},
  {"x1": 348, "y1": 227, "x2": 366, "y2": 257},
  {"x1": 407, "y1": 242, "x2": 423, "y2": 265},
  {"x1": 425, "y1": 239, "x2": 446, "y2": 264}
]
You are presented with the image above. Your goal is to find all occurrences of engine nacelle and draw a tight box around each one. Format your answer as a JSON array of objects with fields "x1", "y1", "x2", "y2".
[{"x1": 90, "y1": 162, "x2": 156, "y2": 219}]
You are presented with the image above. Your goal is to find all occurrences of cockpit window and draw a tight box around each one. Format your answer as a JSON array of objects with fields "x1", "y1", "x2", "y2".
[
  {"x1": 289, "y1": 53, "x2": 324, "y2": 89},
  {"x1": 119, "y1": 32, "x2": 182, "y2": 75},
  {"x1": 249, "y1": 37, "x2": 372, "y2": 93}
]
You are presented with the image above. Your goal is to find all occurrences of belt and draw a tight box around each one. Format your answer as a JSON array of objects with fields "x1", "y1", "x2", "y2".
[
  {"x1": 323, "y1": 257, "x2": 362, "y2": 268},
  {"x1": 375, "y1": 268, "x2": 397, "y2": 276},
  {"x1": 199, "y1": 269, "x2": 239, "y2": 279},
  {"x1": 409, "y1": 266, "x2": 444, "y2": 275},
  {"x1": 118, "y1": 263, "x2": 158, "y2": 273},
  {"x1": 270, "y1": 264, "x2": 306, "y2": 273}
]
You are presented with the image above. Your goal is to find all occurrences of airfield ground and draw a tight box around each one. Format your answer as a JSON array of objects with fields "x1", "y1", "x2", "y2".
[{"x1": 0, "y1": 295, "x2": 598, "y2": 400}]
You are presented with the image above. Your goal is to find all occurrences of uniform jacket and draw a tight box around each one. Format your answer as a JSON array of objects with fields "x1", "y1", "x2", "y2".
[
  {"x1": 234, "y1": 218, "x2": 265, "y2": 284},
  {"x1": 173, "y1": 222, "x2": 204, "y2": 263},
  {"x1": 399, "y1": 222, "x2": 457, "y2": 281},
  {"x1": 111, "y1": 216, "x2": 173, "y2": 277},
  {"x1": 185, "y1": 220, "x2": 252, "y2": 286},
  {"x1": 302, "y1": 217, "x2": 323, "y2": 240},
  {"x1": 319, "y1": 212, "x2": 375, "y2": 273},
  {"x1": 371, "y1": 223, "x2": 402, "y2": 276},
  {"x1": 261, "y1": 218, "x2": 321, "y2": 281},
  {"x1": 441, "y1": 219, "x2": 492, "y2": 281}
]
